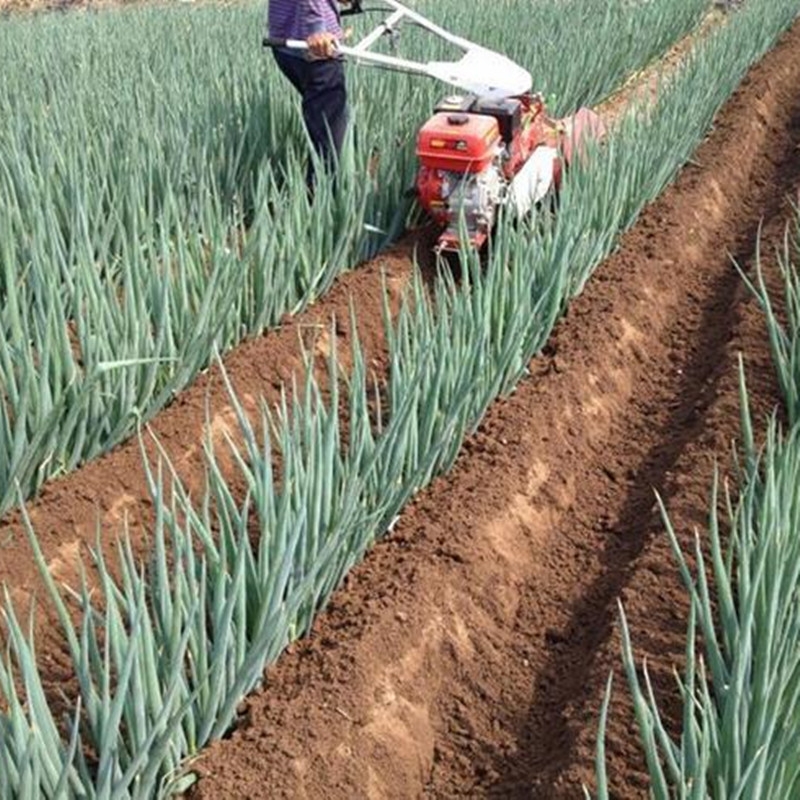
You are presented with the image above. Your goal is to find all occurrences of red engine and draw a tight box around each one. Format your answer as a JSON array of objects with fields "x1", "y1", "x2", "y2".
[{"x1": 415, "y1": 93, "x2": 602, "y2": 252}]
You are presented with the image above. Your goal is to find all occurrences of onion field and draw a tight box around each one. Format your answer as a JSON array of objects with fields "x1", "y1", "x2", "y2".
[
  {"x1": 0, "y1": 0, "x2": 709, "y2": 512},
  {"x1": 2, "y1": 0, "x2": 800, "y2": 797}
]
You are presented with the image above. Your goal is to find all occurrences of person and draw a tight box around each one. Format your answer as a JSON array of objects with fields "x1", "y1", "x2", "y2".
[{"x1": 268, "y1": 0, "x2": 350, "y2": 187}]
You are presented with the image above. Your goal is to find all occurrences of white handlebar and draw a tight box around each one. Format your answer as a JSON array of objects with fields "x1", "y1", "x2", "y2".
[{"x1": 263, "y1": 0, "x2": 532, "y2": 99}]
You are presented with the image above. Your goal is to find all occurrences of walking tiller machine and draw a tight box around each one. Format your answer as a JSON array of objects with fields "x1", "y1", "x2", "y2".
[{"x1": 263, "y1": 0, "x2": 606, "y2": 253}]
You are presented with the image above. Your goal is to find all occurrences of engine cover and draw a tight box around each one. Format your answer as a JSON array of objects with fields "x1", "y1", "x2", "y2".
[{"x1": 417, "y1": 112, "x2": 501, "y2": 174}]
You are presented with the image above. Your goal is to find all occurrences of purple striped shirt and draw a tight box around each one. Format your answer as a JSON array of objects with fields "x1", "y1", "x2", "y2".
[{"x1": 269, "y1": 0, "x2": 343, "y2": 40}]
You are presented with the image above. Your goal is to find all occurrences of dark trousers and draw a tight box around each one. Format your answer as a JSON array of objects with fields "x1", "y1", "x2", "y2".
[{"x1": 273, "y1": 51, "x2": 348, "y2": 187}]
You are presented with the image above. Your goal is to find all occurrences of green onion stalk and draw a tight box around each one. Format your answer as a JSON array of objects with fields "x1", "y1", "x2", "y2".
[
  {"x1": 751, "y1": 203, "x2": 800, "y2": 425},
  {"x1": 594, "y1": 381, "x2": 800, "y2": 799}
]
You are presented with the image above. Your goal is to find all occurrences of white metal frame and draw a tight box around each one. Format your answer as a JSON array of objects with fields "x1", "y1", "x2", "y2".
[{"x1": 266, "y1": 0, "x2": 532, "y2": 99}]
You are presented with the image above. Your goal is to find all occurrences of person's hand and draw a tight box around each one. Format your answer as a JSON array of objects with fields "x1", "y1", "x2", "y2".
[{"x1": 308, "y1": 31, "x2": 338, "y2": 60}]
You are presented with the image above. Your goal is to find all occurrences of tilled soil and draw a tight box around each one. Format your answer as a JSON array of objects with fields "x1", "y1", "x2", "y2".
[{"x1": 187, "y1": 21, "x2": 800, "y2": 800}]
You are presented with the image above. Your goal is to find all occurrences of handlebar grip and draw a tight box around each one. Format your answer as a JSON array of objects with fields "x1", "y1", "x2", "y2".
[{"x1": 262, "y1": 37, "x2": 308, "y2": 50}]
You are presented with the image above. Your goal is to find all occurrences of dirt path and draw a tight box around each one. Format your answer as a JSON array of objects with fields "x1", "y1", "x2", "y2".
[{"x1": 187, "y1": 21, "x2": 800, "y2": 799}]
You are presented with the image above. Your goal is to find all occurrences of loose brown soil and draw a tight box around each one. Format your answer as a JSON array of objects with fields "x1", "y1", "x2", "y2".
[{"x1": 184, "y1": 21, "x2": 800, "y2": 800}]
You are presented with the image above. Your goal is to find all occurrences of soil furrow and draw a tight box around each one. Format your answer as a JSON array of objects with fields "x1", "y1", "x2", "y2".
[
  {"x1": 189, "y1": 21, "x2": 800, "y2": 799},
  {"x1": 501, "y1": 134, "x2": 800, "y2": 798}
]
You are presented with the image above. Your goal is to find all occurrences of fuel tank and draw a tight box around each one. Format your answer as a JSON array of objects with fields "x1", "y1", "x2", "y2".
[{"x1": 416, "y1": 112, "x2": 501, "y2": 174}]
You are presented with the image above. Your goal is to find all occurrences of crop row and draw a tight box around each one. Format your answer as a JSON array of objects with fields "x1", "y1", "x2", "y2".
[
  {"x1": 3, "y1": 0, "x2": 799, "y2": 797},
  {"x1": 0, "y1": 0, "x2": 711, "y2": 512},
  {"x1": 592, "y1": 171, "x2": 800, "y2": 798}
]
